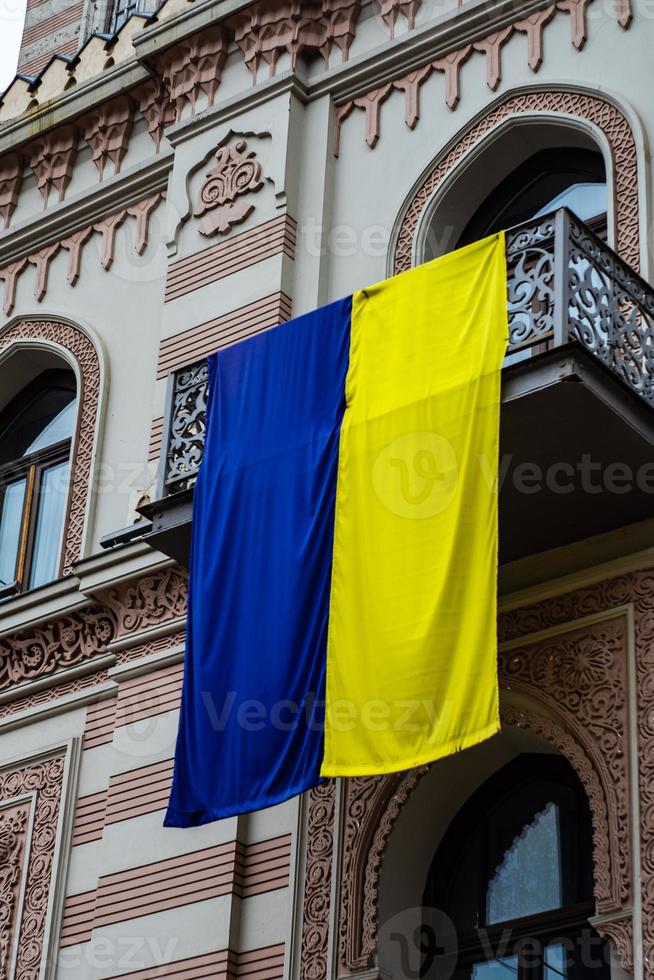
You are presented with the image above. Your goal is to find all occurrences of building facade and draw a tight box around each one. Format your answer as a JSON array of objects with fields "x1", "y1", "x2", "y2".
[{"x1": 0, "y1": 1, "x2": 651, "y2": 978}]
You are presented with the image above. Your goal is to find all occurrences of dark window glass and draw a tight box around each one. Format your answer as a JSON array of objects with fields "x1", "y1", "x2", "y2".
[
  {"x1": 113, "y1": 0, "x2": 142, "y2": 30},
  {"x1": 0, "y1": 370, "x2": 75, "y2": 596},
  {"x1": 424, "y1": 755, "x2": 609, "y2": 979},
  {"x1": 458, "y1": 148, "x2": 607, "y2": 247}
]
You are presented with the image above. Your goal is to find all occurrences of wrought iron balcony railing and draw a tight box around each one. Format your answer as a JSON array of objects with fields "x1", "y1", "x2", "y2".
[{"x1": 159, "y1": 208, "x2": 654, "y2": 496}]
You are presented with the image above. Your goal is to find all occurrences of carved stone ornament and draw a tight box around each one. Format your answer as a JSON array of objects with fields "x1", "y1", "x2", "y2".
[
  {"x1": 393, "y1": 89, "x2": 640, "y2": 275},
  {"x1": 334, "y1": 5, "x2": 632, "y2": 155},
  {"x1": 81, "y1": 95, "x2": 134, "y2": 178},
  {"x1": 26, "y1": 125, "x2": 78, "y2": 207},
  {"x1": 194, "y1": 141, "x2": 264, "y2": 237},
  {"x1": 0, "y1": 752, "x2": 66, "y2": 980},
  {"x1": 0, "y1": 192, "x2": 165, "y2": 312},
  {"x1": 157, "y1": 26, "x2": 228, "y2": 121},
  {"x1": 0, "y1": 155, "x2": 23, "y2": 230},
  {"x1": 230, "y1": 0, "x2": 361, "y2": 83},
  {"x1": 133, "y1": 77, "x2": 176, "y2": 152},
  {"x1": 0, "y1": 566, "x2": 187, "y2": 698},
  {"x1": 299, "y1": 604, "x2": 641, "y2": 978}
]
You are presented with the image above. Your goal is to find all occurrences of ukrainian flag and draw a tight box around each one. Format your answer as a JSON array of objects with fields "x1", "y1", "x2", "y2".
[{"x1": 165, "y1": 232, "x2": 508, "y2": 827}]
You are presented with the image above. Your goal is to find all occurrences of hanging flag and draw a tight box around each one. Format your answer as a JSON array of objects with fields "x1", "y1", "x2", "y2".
[{"x1": 165, "y1": 232, "x2": 508, "y2": 827}]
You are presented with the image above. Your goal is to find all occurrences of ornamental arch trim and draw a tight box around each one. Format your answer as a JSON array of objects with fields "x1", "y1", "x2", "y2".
[
  {"x1": 391, "y1": 87, "x2": 641, "y2": 275},
  {"x1": 334, "y1": 697, "x2": 633, "y2": 978},
  {"x1": 0, "y1": 316, "x2": 103, "y2": 574}
]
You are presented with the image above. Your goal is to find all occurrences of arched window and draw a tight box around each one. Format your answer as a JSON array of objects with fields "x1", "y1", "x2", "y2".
[
  {"x1": 457, "y1": 147, "x2": 607, "y2": 248},
  {"x1": 0, "y1": 369, "x2": 76, "y2": 597},
  {"x1": 424, "y1": 755, "x2": 610, "y2": 979}
]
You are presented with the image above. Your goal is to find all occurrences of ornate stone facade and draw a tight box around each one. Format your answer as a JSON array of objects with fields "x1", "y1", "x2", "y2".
[
  {"x1": 0, "y1": 753, "x2": 66, "y2": 980},
  {"x1": 194, "y1": 141, "x2": 264, "y2": 237},
  {"x1": 0, "y1": 566, "x2": 187, "y2": 698},
  {"x1": 299, "y1": 599, "x2": 641, "y2": 977},
  {"x1": 393, "y1": 89, "x2": 641, "y2": 273}
]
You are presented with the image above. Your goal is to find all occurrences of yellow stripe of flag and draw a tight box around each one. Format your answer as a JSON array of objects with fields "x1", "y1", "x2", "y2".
[{"x1": 321, "y1": 233, "x2": 508, "y2": 776}]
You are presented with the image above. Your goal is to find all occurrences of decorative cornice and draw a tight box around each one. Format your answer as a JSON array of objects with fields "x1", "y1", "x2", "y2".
[
  {"x1": 0, "y1": 190, "x2": 166, "y2": 314},
  {"x1": 0, "y1": 155, "x2": 22, "y2": 230},
  {"x1": 229, "y1": 1, "x2": 361, "y2": 84},
  {"x1": 333, "y1": 3, "x2": 632, "y2": 153},
  {"x1": 156, "y1": 25, "x2": 228, "y2": 121},
  {"x1": 0, "y1": 566, "x2": 188, "y2": 703},
  {"x1": 26, "y1": 125, "x2": 78, "y2": 206},
  {"x1": 81, "y1": 95, "x2": 134, "y2": 178}
]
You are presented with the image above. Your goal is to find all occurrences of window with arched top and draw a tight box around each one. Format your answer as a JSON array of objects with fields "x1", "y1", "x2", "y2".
[
  {"x1": 424, "y1": 755, "x2": 610, "y2": 979},
  {"x1": 457, "y1": 148, "x2": 607, "y2": 249},
  {"x1": 0, "y1": 369, "x2": 76, "y2": 597}
]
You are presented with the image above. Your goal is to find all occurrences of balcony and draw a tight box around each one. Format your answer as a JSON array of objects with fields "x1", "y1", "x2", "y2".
[{"x1": 142, "y1": 209, "x2": 654, "y2": 567}]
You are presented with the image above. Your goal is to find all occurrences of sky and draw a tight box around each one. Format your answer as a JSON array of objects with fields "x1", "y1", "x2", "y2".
[{"x1": 0, "y1": 0, "x2": 27, "y2": 92}]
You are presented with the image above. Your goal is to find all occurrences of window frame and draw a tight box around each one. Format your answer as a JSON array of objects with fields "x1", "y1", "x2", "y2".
[
  {"x1": 0, "y1": 370, "x2": 76, "y2": 598},
  {"x1": 424, "y1": 755, "x2": 607, "y2": 980}
]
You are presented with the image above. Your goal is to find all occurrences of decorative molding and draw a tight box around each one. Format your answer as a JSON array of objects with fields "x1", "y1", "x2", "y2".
[
  {"x1": 27, "y1": 242, "x2": 61, "y2": 302},
  {"x1": 26, "y1": 125, "x2": 78, "y2": 207},
  {"x1": 557, "y1": 0, "x2": 592, "y2": 49},
  {"x1": 299, "y1": 600, "x2": 640, "y2": 977},
  {"x1": 0, "y1": 751, "x2": 66, "y2": 980},
  {"x1": 230, "y1": 1, "x2": 361, "y2": 84},
  {"x1": 514, "y1": 7, "x2": 556, "y2": 72},
  {"x1": 0, "y1": 259, "x2": 27, "y2": 317},
  {"x1": 132, "y1": 77, "x2": 176, "y2": 153},
  {"x1": 93, "y1": 211, "x2": 128, "y2": 270},
  {"x1": 334, "y1": 5, "x2": 632, "y2": 153},
  {"x1": 0, "y1": 318, "x2": 101, "y2": 575},
  {"x1": 473, "y1": 26, "x2": 514, "y2": 91},
  {"x1": 0, "y1": 801, "x2": 30, "y2": 979},
  {"x1": 393, "y1": 90, "x2": 640, "y2": 274},
  {"x1": 157, "y1": 26, "x2": 228, "y2": 121},
  {"x1": 0, "y1": 567, "x2": 187, "y2": 710},
  {"x1": 81, "y1": 95, "x2": 134, "y2": 179},
  {"x1": 0, "y1": 190, "x2": 166, "y2": 310},
  {"x1": 194, "y1": 140, "x2": 264, "y2": 237},
  {"x1": 377, "y1": 0, "x2": 421, "y2": 37},
  {"x1": 299, "y1": 781, "x2": 335, "y2": 980},
  {"x1": 61, "y1": 226, "x2": 93, "y2": 286},
  {"x1": 0, "y1": 156, "x2": 23, "y2": 230}
]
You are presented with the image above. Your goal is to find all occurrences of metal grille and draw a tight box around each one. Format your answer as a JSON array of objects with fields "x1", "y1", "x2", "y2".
[{"x1": 161, "y1": 209, "x2": 654, "y2": 496}]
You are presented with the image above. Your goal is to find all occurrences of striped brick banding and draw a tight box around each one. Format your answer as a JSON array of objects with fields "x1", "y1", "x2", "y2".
[
  {"x1": 83, "y1": 697, "x2": 117, "y2": 750},
  {"x1": 71, "y1": 790, "x2": 108, "y2": 846},
  {"x1": 156, "y1": 292, "x2": 293, "y2": 379},
  {"x1": 91, "y1": 835, "x2": 291, "y2": 929},
  {"x1": 103, "y1": 943, "x2": 284, "y2": 979},
  {"x1": 19, "y1": 40, "x2": 78, "y2": 77},
  {"x1": 148, "y1": 416, "x2": 164, "y2": 462},
  {"x1": 115, "y1": 662, "x2": 183, "y2": 728},
  {"x1": 164, "y1": 215, "x2": 297, "y2": 302},
  {"x1": 239, "y1": 835, "x2": 291, "y2": 898},
  {"x1": 105, "y1": 758, "x2": 174, "y2": 826},
  {"x1": 60, "y1": 889, "x2": 96, "y2": 947},
  {"x1": 20, "y1": 2, "x2": 83, "y2": 49}
]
